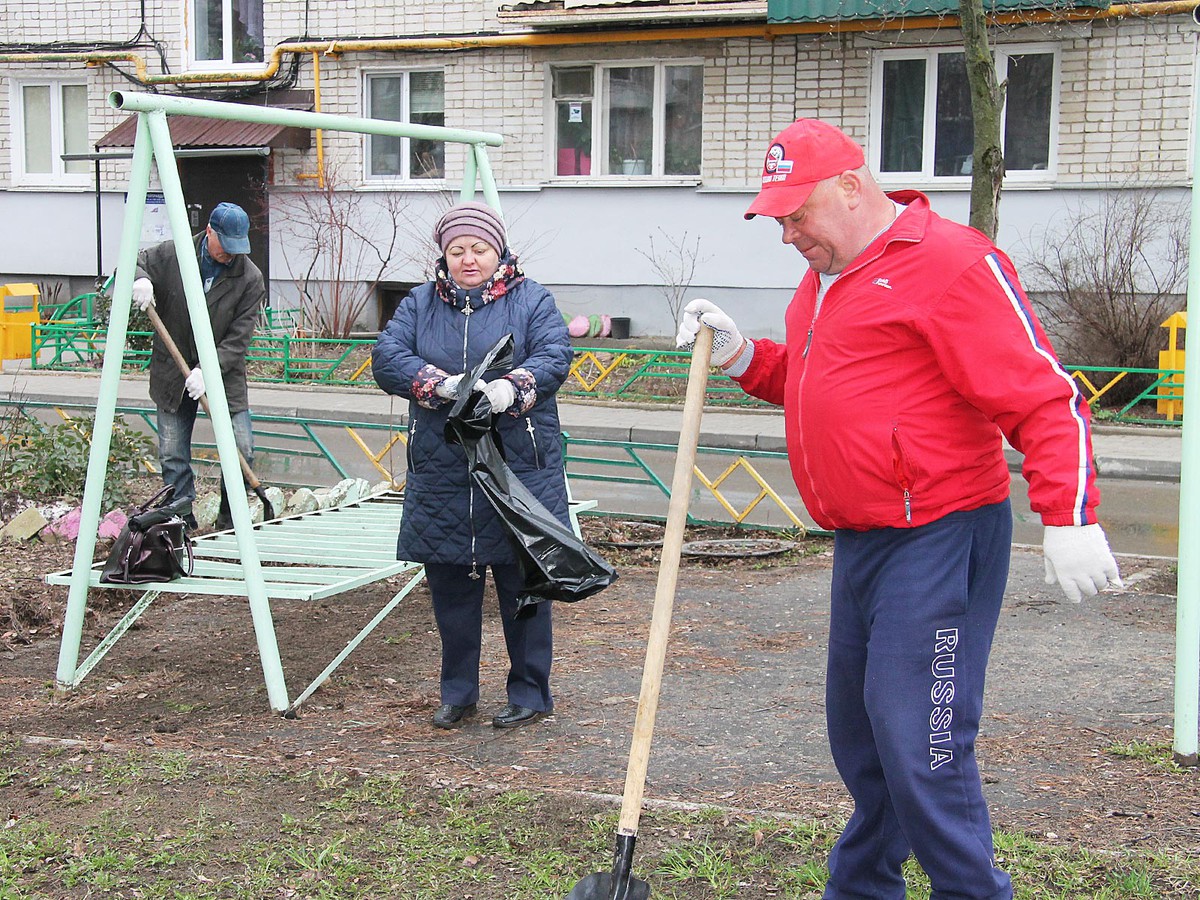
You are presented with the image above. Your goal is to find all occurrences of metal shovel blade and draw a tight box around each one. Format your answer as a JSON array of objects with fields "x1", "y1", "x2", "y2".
[{"x1": 565, "y1": 871, "x2": 650, "y2": 900}]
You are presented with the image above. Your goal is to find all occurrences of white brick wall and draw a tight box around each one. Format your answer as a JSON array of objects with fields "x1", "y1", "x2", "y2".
[
  {"x1": 702, "y1": 37, "x2": 796, "y2": 187},
  {"x1": 3, "y1": 5, "x2": 1194, "y2": 192},
  {"x1": 1056, "y1": 17, "x2": 1194, "y2": 183}
]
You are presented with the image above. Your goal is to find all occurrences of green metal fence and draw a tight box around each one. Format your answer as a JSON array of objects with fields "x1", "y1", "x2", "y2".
[
  {"x1": 26, "y1": 321, "x2": 1189, "y2": 424},
  {"x1": 0, "y1": 398, "x2": 812, "y2": 535}
]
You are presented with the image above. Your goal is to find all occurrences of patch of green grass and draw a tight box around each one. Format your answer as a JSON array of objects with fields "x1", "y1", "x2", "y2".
[
  {"x1": 98, "y1": 750, "x2": 144, "y2": 786},
  {"x1": 154, "y1": 750, "x2": 192, "y2": 782},
  {"x1": 1105, "y1": 740, "x2": 1193, "y2": 774},
  {"x1": 0, "y1": 736, "x2": 20, "y2": 761},
  {"x1": 1, "y1": 745, "x2": 1198, "y2": 899},
  {"x1": 163, "y1": 699, "x2": 209, "y2": 714},
  {"x1": 654, "y1": 839, "x2": 738, "y2": 898}
]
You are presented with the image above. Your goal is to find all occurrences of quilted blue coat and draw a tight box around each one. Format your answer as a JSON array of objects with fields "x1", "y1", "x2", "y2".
[{"x1": 372, "y1": 277, "x2": 573, "y2": 567}]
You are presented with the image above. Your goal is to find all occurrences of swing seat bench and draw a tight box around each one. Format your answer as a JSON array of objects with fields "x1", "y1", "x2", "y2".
[
  {"x1": 47, "y1": 491, "x2": 427, "y2": 714},
  {"x1": 47, "y1": 491, "x2": 418, "y2": 602}
]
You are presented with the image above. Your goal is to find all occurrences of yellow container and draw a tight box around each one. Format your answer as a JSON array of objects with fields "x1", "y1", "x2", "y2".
[
  {"x1": 1158, "y1": 312, "x2": 1186, "y2": 419},
  {"x1": 0, "y1": 282, "x2": 41, "y2": 361}
]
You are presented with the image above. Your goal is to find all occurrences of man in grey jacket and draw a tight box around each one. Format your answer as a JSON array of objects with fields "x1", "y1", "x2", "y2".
[{"x1": 132, "y1": 202, "x2": 265, "y2": 530}]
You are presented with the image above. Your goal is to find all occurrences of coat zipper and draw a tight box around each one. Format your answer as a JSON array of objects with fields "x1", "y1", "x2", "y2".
[
  {"x1": 461, "y1": 304, "x2": 481, "y2": 578},
  {"x1": 525, "y1": 418, "x2": 542, "y2": 469}
]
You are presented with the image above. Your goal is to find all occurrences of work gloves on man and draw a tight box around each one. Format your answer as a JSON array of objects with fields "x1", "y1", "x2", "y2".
[
  {"x1": 184, "y1": 367, "x2": 206, "y2": 401},
  {"x1": 132, "y1": 278, "x2": 155, "y2": 312},
  {"x1": 675, "y1": 298, "x2": 747, "y2": 368},
  {"x1": 435, "y1": 374, "x2": 517, "y2": 414},
  {"x1": 1043, "y1": 523, "x2": 1122, "y2": 602}
]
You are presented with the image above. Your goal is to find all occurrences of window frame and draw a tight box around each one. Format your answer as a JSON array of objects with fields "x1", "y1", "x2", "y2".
[
  {"x1": 868, "y1": 42, "x2": 1060, "y2": 186},
  {"x1": 545, "y1": 59, "x2": 704, "y2": 181},
  {"x1": 185, "y1": 0, "x2": 265, "y2": 71},
  {"x1": 361, "y1": 68, "x2": 447, "y2": 184},
  {"x1": 10, "y1": 77, "x2": 91, "y2": 188}
]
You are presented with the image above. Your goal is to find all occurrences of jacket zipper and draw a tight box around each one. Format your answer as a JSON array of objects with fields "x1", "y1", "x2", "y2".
[
  {"x1": 892, "y1": 424, "x2": 914, "y2": 524},
  {"x1": 461, "y1": 304, "x2": 480, "y2": 578},
  {"x1": 799, "y1": 225, "x2": 913, "y2": 526},
  {"x1": 525, "y1": 418, "x2": 542, "y2": 469},
  {"x1": 796, "y1": 303, "x2": 830, "y2": 522}
]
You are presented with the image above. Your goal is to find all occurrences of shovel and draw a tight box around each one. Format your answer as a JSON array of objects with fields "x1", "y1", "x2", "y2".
[
  {"x1": 144, "y1": 304, "x2": 276, "y2": 522},
  {"x1": 567, "y1": 325, "x2": 713, "y2": 900}
]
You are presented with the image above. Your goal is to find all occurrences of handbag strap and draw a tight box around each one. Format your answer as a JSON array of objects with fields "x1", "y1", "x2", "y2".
[
  {"x1": 160, "y1": 528, "x2": 195, "y2": 578},
  {"x1": 139, "y1": 484, "x2": 177, "y2": 514}
]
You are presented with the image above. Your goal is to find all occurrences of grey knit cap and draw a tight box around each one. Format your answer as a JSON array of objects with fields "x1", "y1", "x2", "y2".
[{"x1": 433, "y1": 201, "x2": 508, "y2": 255}]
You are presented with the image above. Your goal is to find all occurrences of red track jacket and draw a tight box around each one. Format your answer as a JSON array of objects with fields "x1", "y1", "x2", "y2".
[{"x1": 735, "y1": 191, "x2": 1100, "y2": 532}]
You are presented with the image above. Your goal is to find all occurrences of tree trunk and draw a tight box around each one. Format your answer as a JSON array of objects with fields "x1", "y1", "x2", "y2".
[{"x1": 959, "y1": 0, "x2": 1006, "y2": 239}]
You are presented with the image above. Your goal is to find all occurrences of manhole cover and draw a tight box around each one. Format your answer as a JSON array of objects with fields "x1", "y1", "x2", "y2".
[{"x1": 680, "y1": 539, "x2": 799, "y2": 559}]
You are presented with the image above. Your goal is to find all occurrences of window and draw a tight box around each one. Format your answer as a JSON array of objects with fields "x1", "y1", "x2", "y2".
[
  {"x1": 12, "y1": 80, "x2": 90, "y2": 185},
  {"x1": 191, "y1": 0, "x2": 264, "y2": 66},
  {"x1": 872, "y1": 45, "x2": 1057, "y2": 180},
  {"x1": 550, "y1": 61, "x2": 703, "y2": 178},
  {"x1": 364, "y1": 71, "x2": 445, "y2": 181}
]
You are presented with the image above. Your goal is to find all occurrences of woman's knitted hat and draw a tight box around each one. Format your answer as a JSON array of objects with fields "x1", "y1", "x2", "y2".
[{"x1": 433, "y1": 201, "x2": 508, "y2": 255}]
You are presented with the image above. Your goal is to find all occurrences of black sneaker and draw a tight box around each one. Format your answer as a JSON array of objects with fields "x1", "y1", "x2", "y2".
[{"x1": 183, "y1": 514, "x2": 198, "y2": 531}]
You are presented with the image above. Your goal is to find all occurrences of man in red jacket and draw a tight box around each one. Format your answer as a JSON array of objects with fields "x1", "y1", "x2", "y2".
[{"x1": 677, "y1": 119, "x2": 1121, "y2": 900}]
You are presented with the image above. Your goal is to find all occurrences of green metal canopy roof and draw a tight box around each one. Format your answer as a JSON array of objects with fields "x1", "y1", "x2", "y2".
[{"x1": 768, "y1": 0, "x2": 1109, "y2": 21}]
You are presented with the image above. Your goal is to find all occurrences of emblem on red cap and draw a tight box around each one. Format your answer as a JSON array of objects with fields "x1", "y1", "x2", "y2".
[{"x1": 763, "y1": 143, "x2": 793, "y2": 184}]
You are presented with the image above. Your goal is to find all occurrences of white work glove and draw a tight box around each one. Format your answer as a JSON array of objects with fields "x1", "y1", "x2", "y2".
[
  {"x1": 1043, "y1": 523, "x2": 1122, "y2": 603},
  {"x1": 131, "y1": 277, "x2": 155, "y2": 312},
  {"x1": 481, "y1": 378, "x2": 517, "y2": 414},
  {"x1": 434, "y1": 374, "x2": 486, "y2": 400},
  {"x1": 675, "y1": 298, "x2": 745, "y2": 367},
  {"x1": 184, "y1": 367, "x2": 206, "y2": 401}
]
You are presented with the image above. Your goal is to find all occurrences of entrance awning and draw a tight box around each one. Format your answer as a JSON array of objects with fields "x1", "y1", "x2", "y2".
[{"x1": 97, "y1": 113, "x2": 311, "y2": 152}]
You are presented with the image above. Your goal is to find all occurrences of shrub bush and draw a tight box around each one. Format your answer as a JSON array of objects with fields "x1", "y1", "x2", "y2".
[
  {"x1": 0, "y1": 407, "x2": 153, "y2": 507},
  {"x1": 1018, "y1": 189, "x2": 1188, "y2": 409}
]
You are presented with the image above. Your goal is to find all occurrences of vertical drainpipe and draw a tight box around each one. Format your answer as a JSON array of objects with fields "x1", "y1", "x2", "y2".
[
  {"x1": 94, "y1": 151, "x2": 103, "y2": 283},
  {"x1": 296, "y1": 51, "x2": 327, "y2": 188}
]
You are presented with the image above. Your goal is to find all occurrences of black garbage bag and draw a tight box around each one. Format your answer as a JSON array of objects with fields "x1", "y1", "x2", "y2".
[{"x1": 444, "y1": 334, "x2": 618, "y2": 614}]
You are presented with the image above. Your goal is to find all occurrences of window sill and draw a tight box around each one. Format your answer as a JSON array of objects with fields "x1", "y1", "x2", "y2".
[
  {"x1": 546, "y1": 176, "x2": 702, "y2": 187},
  {"x1": 356, "y1": 179, "x2": 449, "y2": 191},
  {"x1": 877, "y1": 174, "x2": 1057, "y2": 191},
  {"x1": 8, "y1": 179, "x2": 94, "y2": 191},
  {"x1": 184, "y1": 59, "x2": 269, "y2": 73}
]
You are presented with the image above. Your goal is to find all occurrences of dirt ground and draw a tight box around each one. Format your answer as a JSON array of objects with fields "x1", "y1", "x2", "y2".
[{"x1": 2, "y1": 498, "x2": 1199, "y2": 890}]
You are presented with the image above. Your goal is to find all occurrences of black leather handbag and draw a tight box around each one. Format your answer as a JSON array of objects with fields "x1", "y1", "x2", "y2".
[{"x1": 99, "y1": 486, "x2": 195, "y2": 585}]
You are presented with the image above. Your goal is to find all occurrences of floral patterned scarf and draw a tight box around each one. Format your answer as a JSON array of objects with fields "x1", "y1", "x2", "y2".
[{"x1": 434, "y1": 251, "x2": 524, "y2": 310}]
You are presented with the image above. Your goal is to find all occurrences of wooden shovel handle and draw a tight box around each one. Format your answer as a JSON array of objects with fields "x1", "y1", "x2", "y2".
[
  {"x1": 616, "y1": 324, "x2": 713, "y2": 835},
  {"x1": 145, "y1": 304, "x2": 262, "y2": 490}
]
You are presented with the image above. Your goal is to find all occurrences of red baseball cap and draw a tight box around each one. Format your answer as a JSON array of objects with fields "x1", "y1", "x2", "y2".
[{"x1": 744, "y1": 119, "x2": 866, "y2": 220}]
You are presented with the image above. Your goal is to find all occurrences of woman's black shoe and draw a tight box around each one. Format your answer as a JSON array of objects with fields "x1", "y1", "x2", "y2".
[
  {"x1": 492, "y1": 704, "x2": 546, "y2": 729},
  {"x1": 431, "y1": 703, "x2": 476, "y2": 729}
]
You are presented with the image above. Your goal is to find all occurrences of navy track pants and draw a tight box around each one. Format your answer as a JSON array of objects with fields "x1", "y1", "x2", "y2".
[
  {"x1": 822, "y1": 500, "x2": 1013, "y2": 900},
  {"x1": 424, "y1": 562, "x2": 554, "y2": 713}
]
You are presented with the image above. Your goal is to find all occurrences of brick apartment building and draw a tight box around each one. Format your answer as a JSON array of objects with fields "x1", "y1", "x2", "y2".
[{"x1": 0, "y1": 0, "x2": 1194, "y2": 337}]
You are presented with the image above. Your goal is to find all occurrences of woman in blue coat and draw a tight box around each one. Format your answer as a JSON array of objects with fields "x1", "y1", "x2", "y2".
[{"x1": 372, "y1": 202, "x2": 573, "y2": 730}]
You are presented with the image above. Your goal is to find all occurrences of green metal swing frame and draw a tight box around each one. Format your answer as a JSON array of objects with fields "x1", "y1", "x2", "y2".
[{"x1": 52, "y1": 91, "x2": 504, "y2": 715}]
